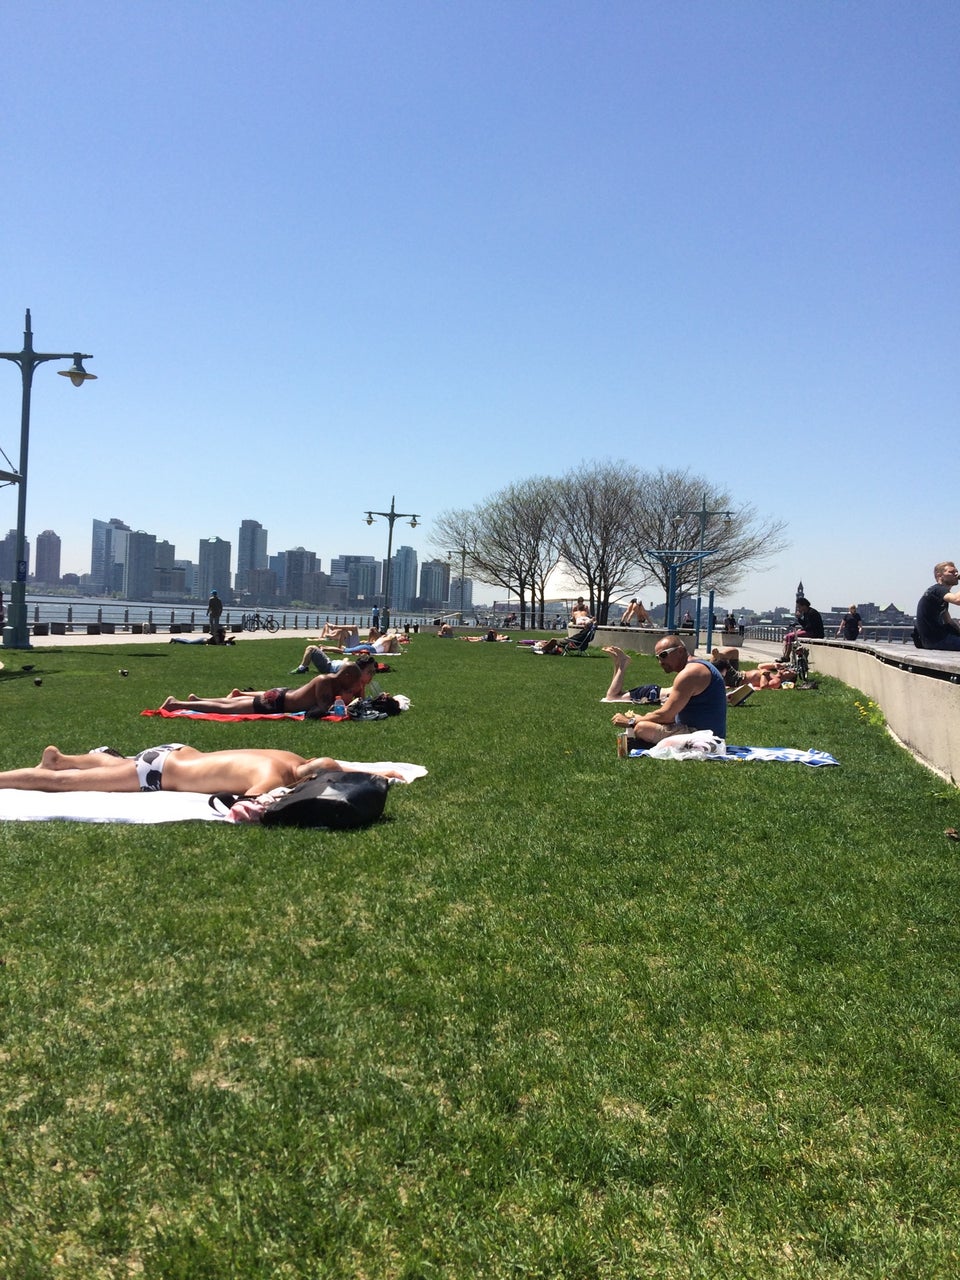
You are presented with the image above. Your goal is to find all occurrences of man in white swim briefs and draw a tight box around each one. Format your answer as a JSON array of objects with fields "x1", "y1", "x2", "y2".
[{"x1": 0, "y1": 744, "x2": 404, "y2": 795}]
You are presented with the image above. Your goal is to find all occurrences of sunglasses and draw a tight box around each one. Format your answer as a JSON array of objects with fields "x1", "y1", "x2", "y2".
[{"x1": 655, "y1": 645, "x2": 684, "y2": 661}]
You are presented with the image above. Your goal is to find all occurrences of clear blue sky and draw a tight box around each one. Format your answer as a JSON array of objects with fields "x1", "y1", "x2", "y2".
[{"x1": 2, "y1": 0, "x2": 956, "y2": 613}]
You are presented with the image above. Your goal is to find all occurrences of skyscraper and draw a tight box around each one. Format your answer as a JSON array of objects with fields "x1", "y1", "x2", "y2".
[
  {"x1": 330, "y1": 555, "x2": 381, "y2": 605},
  {"x1": 236, "y1": 519, "x2": 268, "y2": 592},
  {"x1": 90, "y1": 518, "x2": 131, "y2": 595},
  {"x1": 0, "y1": 529, "x2": 28, "y2": 585},
  {"x1": 419, "y1": 559, "x2": 450, "y2": 610},
  {"x1": 198, "y1": 537, "x2": 232, "y2": 601},
  {"x1": 34, "y1": 530, "x2": 61, "y2": 585},
  {"x1": 283, "y1": 547, "x2": 318, "y2": 603},
  {"x1": 389, "y1": 545, "x2": 418, "y2": 614}
]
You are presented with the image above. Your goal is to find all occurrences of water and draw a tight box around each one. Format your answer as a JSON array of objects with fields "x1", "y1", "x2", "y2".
[{"x1": 19, "y1": 594, "x2": 445, "y2": 632}]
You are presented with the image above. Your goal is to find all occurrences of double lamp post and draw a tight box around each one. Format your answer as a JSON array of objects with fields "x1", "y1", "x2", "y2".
[
  {"x1": 365, "y1": 496, "x2": 419, "y2": 630},
  {"x1": 0, "y1": 309, "x2": 96, "y2": 648}
]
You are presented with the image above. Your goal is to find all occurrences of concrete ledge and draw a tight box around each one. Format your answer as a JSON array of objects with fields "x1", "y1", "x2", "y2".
[
  {"x1": 579, "y1": 626, "x2": 697, "y2": 656},
  {"x1": 807, "y1": 639, "x2": 960, "y2": 783}
]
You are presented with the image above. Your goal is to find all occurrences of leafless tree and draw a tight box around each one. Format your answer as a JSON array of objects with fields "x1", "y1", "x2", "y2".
[
  {"x1": 629, "y1": 468, "x2": 788, "y2": 606},
  {"x1": 432, "y1": 478, "x2": 561, "y2": 627},
  {"x1": 554, "y1": 460, "x2": 650, "y2": 624}
]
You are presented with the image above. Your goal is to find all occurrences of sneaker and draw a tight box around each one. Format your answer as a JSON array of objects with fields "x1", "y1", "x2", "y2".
[{"x1": 289, "y1": 665, "x2": 308, "y2": 674}]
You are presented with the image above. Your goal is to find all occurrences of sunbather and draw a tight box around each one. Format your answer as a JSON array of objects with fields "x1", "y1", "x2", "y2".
[
  {"x1": 317, "y1": 623, "x2": 361, "y2": 647},
  {"x1": 160, "y1": 655, "x2": 376, "y2": 717},
  {"x1": 291, "y1": 644, "x2": 346, "y2": 675},
  {"x1": 331, "y1": 628, "x2": 403, "y2": 654},
  {"x1": 0, "y1": 743, "x2": 403, "y2": 794},
  {"x1": 460, "y1": 630, "x2": 511, "y2": 642}
]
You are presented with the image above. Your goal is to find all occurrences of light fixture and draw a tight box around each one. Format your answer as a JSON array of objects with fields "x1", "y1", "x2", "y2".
[{"x1": 57, "y1": 354, "x2": 98, "y2": 387}]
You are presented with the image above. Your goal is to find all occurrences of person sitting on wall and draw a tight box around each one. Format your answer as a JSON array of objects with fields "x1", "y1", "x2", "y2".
[
  {"x1": 915, "y1": 562, "x2": 960, "y2": 651},
  {"x1": 780, "y1": 596, "x2": 824, "y2": 660}
]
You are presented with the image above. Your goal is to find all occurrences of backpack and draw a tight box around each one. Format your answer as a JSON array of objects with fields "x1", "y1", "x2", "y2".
[
  {"x1": 261, "y1": 769, "x2": 389, "y2": 829},
  {"x1": 348, "y1": 693, "x2": 402, "y2": 719}
]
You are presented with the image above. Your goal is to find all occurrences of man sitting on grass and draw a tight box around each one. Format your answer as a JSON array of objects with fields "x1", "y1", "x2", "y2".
[
  {"x1": 0, "y1": 744, "x2": 403, "y2": 794},
  {"x1": 160, "y1": 654, "x2": 376, "y2": 717},
  {"x1": 603, "y1": 641, "x2": 727, "y2": 745}
]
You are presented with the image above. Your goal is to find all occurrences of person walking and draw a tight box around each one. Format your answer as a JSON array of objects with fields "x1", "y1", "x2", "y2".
[
  {"x1": 836, "y1": 604, "x2": 863, "y2": 641},
  {"x1": 206, "y1": 590, "x2": 224, "y2": 643}
]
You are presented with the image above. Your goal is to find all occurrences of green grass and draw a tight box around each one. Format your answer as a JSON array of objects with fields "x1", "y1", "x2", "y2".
[{"x1": 1, "y1": 636, "x2": 959, "y2": 1278}]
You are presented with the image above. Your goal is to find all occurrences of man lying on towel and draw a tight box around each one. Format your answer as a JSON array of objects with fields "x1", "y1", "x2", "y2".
[
  {"x1": 0, "y1": 743, "x2": 405, "y2": 795},
  {"x1": 603, "y1": 640, "x2": 727, "y2": 746},
  {"x1": 160, "y1": 653, "x2": 376, "y2": 718}
]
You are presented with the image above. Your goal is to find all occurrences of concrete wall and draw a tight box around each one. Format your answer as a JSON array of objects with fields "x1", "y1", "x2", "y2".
[
  {"x1": 583, "y1": 626, "x2": 697, "y2": 656},
  {"x1": 808, "y1": 642, "x2": 960, "y2": 783}
]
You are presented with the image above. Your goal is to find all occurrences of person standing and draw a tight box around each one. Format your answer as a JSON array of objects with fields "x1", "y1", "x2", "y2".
[
  {"x1": 206, "y1": 589, "x2": 224, "y2": 642},
  {"x1": 836, "y1": 604, "x2": 863, "y2": 641},
  {"x1": 916, "y1": 561, "x2": 960, "y2": 650}
]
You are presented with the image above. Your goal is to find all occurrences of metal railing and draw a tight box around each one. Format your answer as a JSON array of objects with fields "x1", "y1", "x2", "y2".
[{"x1": 745, "y1": 624, "x2": 915, "y2": 645}]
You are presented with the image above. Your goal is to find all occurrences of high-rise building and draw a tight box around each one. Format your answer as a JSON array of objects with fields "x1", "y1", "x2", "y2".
[
  {"x1": 34, "y1": 530, "x2": 61, "y2": 585},
  {"x1": 419, "y1": 559, "x2": 450, "y2": 610},
  {"x1": 236, "y1": 519, "x2": 268, "y2": 592},
  {"x1": 330, "y1": 555, "x2": 381, "y2": 605},
  {"x1": 283, "y1": 547, "x2": 318, "y2": 603},
  {"x1": 245, "y1": 568, "x2": 278, "y2": 602},
  {"x1": 155, "y1": 540, "x2": 176, "y2": 570},
  {"x1": 90, "y1": 518, "x2": 130, "y2": 595},
  {"x1": 389, "y1": 545, "x2": 418, "y2": 614},
  {"x1": 198, "y1": 537, "x2": 232, "y2": 601},
  {"x1": 175, "y1": 560, "x2": 198, "y2": 596},
  {"x1": 268, "y1": 553, "x2": 286, "y2": 597},
  {"x1": 124, "y1": 531, "x2": 158, "y2": 600},
  {"x1": 0, "y1": 529, "x2": 28, "y2": 585},
  {"x1": 448, "y1": 575, "x2": 474, "y2": 614}
]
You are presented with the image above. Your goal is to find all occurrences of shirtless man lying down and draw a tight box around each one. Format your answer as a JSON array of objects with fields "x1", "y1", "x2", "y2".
[{"x1": 0, "y1": 744, "x2": 402, "y2": 794}]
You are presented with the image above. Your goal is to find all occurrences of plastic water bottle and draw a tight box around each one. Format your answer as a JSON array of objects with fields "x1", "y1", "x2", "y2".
[{"x1": 331, "y1": 695, "x2": 346, "y2": 717}]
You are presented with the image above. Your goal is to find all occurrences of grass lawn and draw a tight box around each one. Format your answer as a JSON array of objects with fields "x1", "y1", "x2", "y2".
[{"x1": 1, "y1": 635, "x2": 959, "y2": 1278}]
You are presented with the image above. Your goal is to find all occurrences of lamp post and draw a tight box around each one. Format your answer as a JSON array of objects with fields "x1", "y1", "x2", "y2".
[
  {"x1": 447, "y1": 545, "x2": 467, "y2": 623},
  {"x1": 676, "y1": 492, "x2": 732, "y2": 644},
  {"x1": 0, "y1": 309, "x2": 95, "y2": 648},
  {"x1": 365, "y1": 496, "x2": 419, "y2": 630}
]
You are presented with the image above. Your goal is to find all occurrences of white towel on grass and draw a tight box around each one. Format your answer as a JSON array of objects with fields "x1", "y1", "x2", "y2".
[{"x1": 0, "y1": 761, "x2": 428, "y2": 823}]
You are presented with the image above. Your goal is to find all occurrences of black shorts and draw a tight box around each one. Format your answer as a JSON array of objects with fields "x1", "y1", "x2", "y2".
[{"x1": 252, "y1": 687, "x2": 288, "y2": 714}]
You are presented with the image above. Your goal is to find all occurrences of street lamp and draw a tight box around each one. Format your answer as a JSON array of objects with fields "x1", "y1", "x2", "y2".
[
  {"x1": 0, "y1": 309, "x2": 95, "y2": 648},
  {"x1": 676, "y1": 492, "x2": 732, "y2": 644},
  {"x1": 365, "y1": 496, "x2": 419, "y2": 630},
  {"x1": 447, "y1": 544, "x2": 467, "y2": 623}
]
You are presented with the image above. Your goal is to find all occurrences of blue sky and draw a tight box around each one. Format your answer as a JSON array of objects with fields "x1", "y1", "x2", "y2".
[{"x1": 1, "y1": 0, "x2": 956, "y2": 613}]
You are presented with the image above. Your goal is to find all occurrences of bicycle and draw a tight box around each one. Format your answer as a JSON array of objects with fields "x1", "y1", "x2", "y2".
[{"x1": 241, "y1": 611, "x2": 280, "y2": 633}]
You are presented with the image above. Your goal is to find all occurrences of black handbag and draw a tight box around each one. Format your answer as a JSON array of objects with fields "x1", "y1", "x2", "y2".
[{"x1": 261, "y1": 769, "x2": 389, "y2": 829}]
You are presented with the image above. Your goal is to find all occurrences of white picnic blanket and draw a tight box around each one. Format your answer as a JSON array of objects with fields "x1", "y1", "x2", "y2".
[{"x1": 0, "y1": 761, "x2": 428, "y2": 824}]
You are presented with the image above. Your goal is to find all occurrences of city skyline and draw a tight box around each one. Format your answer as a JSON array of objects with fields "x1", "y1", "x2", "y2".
[{"x1": 0, "y1": 510, "x2": 919, "y2": 618}]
